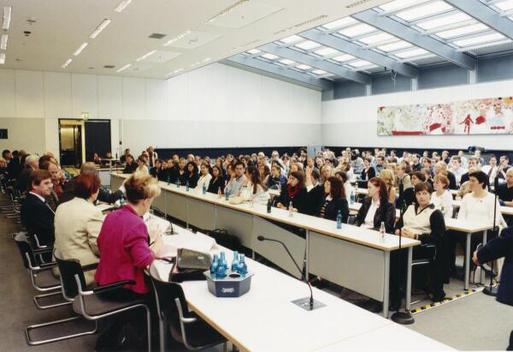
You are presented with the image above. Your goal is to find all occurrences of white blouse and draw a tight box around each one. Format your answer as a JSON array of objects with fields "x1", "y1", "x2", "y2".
[
  {"x1": 431, "y1": 190, "x2": 454, "y2": 219},
  {"x1": 457, "y1": 191, "x2": 506, "y2": 227},
  {"x1": 196, "y1": 173, "x2": 212, "y2": 191}
]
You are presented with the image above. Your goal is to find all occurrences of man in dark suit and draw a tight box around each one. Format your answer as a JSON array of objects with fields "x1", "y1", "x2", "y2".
[{"x1": 20, "y1": 170, "x2": 55, "y2": 246}]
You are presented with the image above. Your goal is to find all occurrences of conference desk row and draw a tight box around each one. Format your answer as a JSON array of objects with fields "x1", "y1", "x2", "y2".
[{"x1": 153, "y1": 225, "x2": 452, "y2": 352}]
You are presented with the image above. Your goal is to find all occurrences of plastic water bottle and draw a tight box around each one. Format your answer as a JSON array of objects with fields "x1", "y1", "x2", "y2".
[
  {"x1": 379, "y1": 221, "x2": 386, "y2": 241},
  {"x1": 237, "y1": 254, "x2": 248, "y2": 276},
  {"x1": 231, "y1": 251, "x2": 239, "y2": 272},
  {"x1": 336, "y1": 210, "x2": 342, "y2": 229},
  {"x1": 288, "y1": 201, "x2": 294, "y2": 217},
  {"x1": 217, "y1": 186, "x2": 222, "y2": 199},
  {"x1": 350, "y1": 188, "x2": 356, "y2": 205},
  {"x1": 176, "y1": 179, "x2": 180, "y2": 188},
  {"x1": 216, "y1": 252, "x2": 228, "y2": 279},
  {"x1": 186, "y1": 181, "x2": 189, "y2": 192},
  {"x1": 225, "y1": 189, "x2": 229, "y2": 201},
  {"x1": 202, "y1": 183, "x2": 207, "y2": 194},
  {"x1": 210, "y1": 254, "x2": 219, "y2": 275}
]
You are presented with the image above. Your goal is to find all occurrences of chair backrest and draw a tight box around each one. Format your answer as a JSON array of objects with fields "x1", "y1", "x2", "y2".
[{"x1": 55, "y1": 256, "x2": 86, "y2": 300}]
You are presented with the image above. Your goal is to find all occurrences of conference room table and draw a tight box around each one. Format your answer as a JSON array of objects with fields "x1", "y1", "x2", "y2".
[
  {"x1": 152, "y1": 225, "x2": 452, "y2": 352},
  {"x1": 111, "y1": 173, "x2": 419, "y2": 318},
  {"x1": 348, "y1": 201, "x2": 493, "y2": 290}
]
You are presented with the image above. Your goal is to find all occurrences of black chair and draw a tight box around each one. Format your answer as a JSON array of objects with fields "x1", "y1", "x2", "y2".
[
  {"x1": 148, "y1": 264, "x2": 226, "y2": 352},
  {"x1": 410, "y1": 243, "x2": 438, "y2": 304}
]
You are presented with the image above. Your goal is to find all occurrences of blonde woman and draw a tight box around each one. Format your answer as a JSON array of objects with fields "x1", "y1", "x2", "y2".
[{"x1": 379, "y1": 169, "x2": 397, "y2": 204}]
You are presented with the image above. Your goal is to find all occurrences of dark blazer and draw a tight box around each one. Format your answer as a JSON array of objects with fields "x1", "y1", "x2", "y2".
[
  {"x1": 122, "y1": 162, "x2": 137, "y2": 174},
  {"x1": 355, "y1": 197, "x2": 396, "y2": 233},
  {"x1": 477, "y1": 226, "x2": 513, "y2": 306},
  {"x1": 21, "y1": 193, "x2": 55, "y2": 245},
  {"x1": 305, "y1": 184, "x2": 325, "y2": 216},
  {"x1": 7, "y1": 157, "x2": 21, "y2": 180},
  {"x1": 460, "y1": 172, "x2": 470, "y2": 185},
  {"x1": 185, "y1": 173, "x2": 199, "y2": 188},
  {"x1": 207, "y1": 176, "x2": 225, "y2": 194},
  {"x1": 361, "y1": 167, "x2": 376, "y2": 182},
  {"x1": 321, "y1": 197, "x2": 349, "y2": 222},
  {"x1": 447, "y1": 171, "x2": 457, "y2": 190},
  {"x1": 276, "y1": 184, "x2": 309, "y2": 214}
]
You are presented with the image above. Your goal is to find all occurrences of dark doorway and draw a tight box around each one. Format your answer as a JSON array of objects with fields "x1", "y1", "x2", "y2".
[
  {"x1": 84, "y1": 119, "x2": 111, "y2": 162},
  {"x1": 59, "y1": 119, "x2": 84, "y2": 168}
]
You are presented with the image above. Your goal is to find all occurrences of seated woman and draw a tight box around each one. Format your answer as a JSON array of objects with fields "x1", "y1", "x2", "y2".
[
  {"x1": 266, "y1": 163, "x2": 286, "y2": 190},
  {"x1": 95, "y1": 173, "x2": 160, "y2": 296},
  {"x1": 335, "y1": 170, "x2": 352, "y2": 203},
  {"x1": 258, "y1": 164, "x2": 271, "y2": 186},
  {"x1": 122, "y1": 154, "x2": 137, "y2": 174},
  {"x1": 275, "y1": 171, "x2": 308, "y2": 214},
  {"x1": 54, "y1": 174, "x2": 104, "y2": 286},
  {"x1": 196, "y1": 161, "x2": 212, "y2": 191},
  {"x1": 319, "y1": 176, "x2": 348, "y2": 222},
  {"x1": 241, "y1": 166, "x2": 269, "y2": 204},
  {"x1": 355, "y1": 177, "x2": 395, "y2": 233},
  {"x1": 150, "y1": 159, "x2": 166, "y2": 181},
  {"x1": 184, "y1": 161, "x2": 199, "y2": 188},
  {"x1": 379, "y1": 169, "x2": 397, "y2": 204},
  {"x1": 359, "y1": 157, "x2": 376, "y2": 185},
  {"x1": 207, "y1": 165, "x2": 225, "y2": 194},
  {"x1": 431, "y1": 174, "x2": 454, "y2": 219},
  {"x1": 395, "y1": 163, "x2": 414, "y2": 210},
  {"x1": 394, "y1": 182, "x2": 447, "y2": 303},
  {"x1": 305, "y1": 168, "x2": 325, "y2": 216},
  {"x1": 136, "y1": 156, "x2": 149, "y2": 175}
]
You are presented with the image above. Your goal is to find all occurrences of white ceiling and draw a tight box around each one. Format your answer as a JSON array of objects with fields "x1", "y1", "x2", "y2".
[{"x1": 0, "y1": 0, "x2": 390, "y2": 79}]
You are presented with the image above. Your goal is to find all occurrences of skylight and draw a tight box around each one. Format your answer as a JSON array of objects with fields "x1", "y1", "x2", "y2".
[
  {"x1": 296, "y1": 64, "x2": 312, "y2": 70},
  {"x1": 279, "y1": 58, "x2": 295, "y2": 65},
  {"x1": 377, "y1": 40, "x2": 412, "y2": 52},
  {"x1": 394, "y1": 48, "x2": 429, "y2": 58},
  {"x1": 312, "y1": 69, "x2": 328, "y2": 75},
  {"x1": 321, "y1": 17, "x2": 357, "y2": 30},
  {"x1": 261, "y1": 53, "x2": 278, "y2": 60},
  {"x1": 314, "y1": 47, "x2": 340, "y2": 57},
  {"x1": 294, "y1": 40, "x2": 321, "y2": 50},
  {"x1": 435, "y1": 23, "x2": 489, "y2": 40},
  {"x1": 338, "y1": 23, "x2": 375, "y2": 38},
  {"x1": 495, "y1": 0, "x2": 513, "y2": 11},
  {"x1": 332, "y1": 54, "x2": 355, "y2": 62},
  {"x1": 378, "y1": 0, "x2": 431, "y2": 13},
  {"x1": 359, "y1": 32, "x2": 395, "y2": 45},
  {"x1": 453, "y1": 32, "x2": 505, "y2": 47},
  {"x1": 348, "y1": 59, "x2": 375, "y2": 68},
  {"x1": 395, "y1": 1, "x2": 453, "y2": 22},
  {"x1": 416, "y1": 12, "x2": 472, "y2": 30},
  {"x1": 247, "y1": 49, "x2": 261, "y2": 55},
  {"x1": 279, "y1": 35, "x2": 303, "y2": 44}
]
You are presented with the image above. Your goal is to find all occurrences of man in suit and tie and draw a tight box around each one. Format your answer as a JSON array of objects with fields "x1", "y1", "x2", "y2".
[{"x1": 21, "y1": 169, "x2": 55, "y2": 246}]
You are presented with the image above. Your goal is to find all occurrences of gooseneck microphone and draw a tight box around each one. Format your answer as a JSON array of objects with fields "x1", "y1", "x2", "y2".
[{"x1": 257, "y1": 235, "x2": 323, "y2": 311}]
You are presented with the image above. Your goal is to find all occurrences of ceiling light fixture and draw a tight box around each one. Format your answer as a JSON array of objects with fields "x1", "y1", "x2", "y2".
[
  {"x1": 62, "y1": 58, "x2": 72, "y2": 69},
  {"x1": 73, "y1": 42, "x2": 88, "y2": 56},
  {"x1": 114, "y1": 0, "x2": 132, "y2": 13},
  {"x1": 89, "y1": 19, "x2": 112, "y2": 39},
  {"x1": 163, "y1": 30, "x2": 191, "y2": 46},
  {"x1": 116, "y1": 63, "x2": 131, "y2": 72},
  {"x1": 2, "y1": 6, "x2": 11, "y2": 31},
  {"x1": 0, "y1": 34, "x2": 7, "y2": 50},
  {"x1": 136, "y1": 50, "x2": 156, "y2": 62}
]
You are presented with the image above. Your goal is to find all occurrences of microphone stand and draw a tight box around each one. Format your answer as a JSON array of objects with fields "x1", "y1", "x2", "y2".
[
  {"x1": 257, "y1": 236, "x2": 325, "y2": 311},
  {"x1": 483, "y1": 180, "x2": 499, "y2": 296}
]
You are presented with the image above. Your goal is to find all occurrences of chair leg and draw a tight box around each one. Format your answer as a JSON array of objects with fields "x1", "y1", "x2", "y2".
[
  {"x1": 25, "y1": 316, "x2": 97, "y2": 346},
  {"x1": 33, "y1": 291, "x2": 72, "y2": 310},
  {"x1": 145, "y1": 306, "x2": 152, "y2": 352}
]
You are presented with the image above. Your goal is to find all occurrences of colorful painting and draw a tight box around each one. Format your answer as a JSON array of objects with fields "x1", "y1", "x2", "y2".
[{"x1": 377, "y1": 96, "x2": 513, "y2": 136}]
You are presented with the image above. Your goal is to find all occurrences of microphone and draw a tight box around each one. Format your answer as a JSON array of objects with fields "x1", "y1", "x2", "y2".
[{"x1": 257, "y1": 235, "x2": 324, "y2": 311}]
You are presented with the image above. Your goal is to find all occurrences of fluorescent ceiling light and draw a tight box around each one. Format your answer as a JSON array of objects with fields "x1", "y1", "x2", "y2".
[
  {"x1": 359, "y1": 32, "x2": 395, "y2": 45},
  {"x1": 90, "y1": 19, "x2": 112, "y2": 39},
  {"x1": 296, "y1": 64, "x2": 312, "y2": 70},
  {"x1": 279, "y1": 35, "x2": 303, "y2": 44},
  {"x1": 0, "y1": 53, "x2": 5, "y2": 64},
  {"x1": 314, "y1": 47, "x2": 339, "y2": 57},
  {"x1": 279, "y1": 58, "x2": 295, "y2": 65},
  {"x1": 436, "y1": 23, "x2": 488, "y2": 39},
  {"x1": 348, "y1": 59, "x2": 374, "y2": 68},
  {"x1": 136, "y1": 50, "x2": 156, "y2": 62},
  {"x1": 416, "y1": 12, "x2": 471, "y2": 30},
  {"x1": 114, "y1": 0, "x2": 132, "y2": 13},
  {"x1": 453, "y1": 32, "x2": 505, "y2": 47},
  {"x1": 338, "y1": 23, "x2": 375, "y2": 38},
  {"x1": 294, "y1": 40, "x2": 321, "y2": 50},
  {"x1": 377, "y1": 40, "x2": 412, "y2": 52},
  {"x1": 332, "y1": 54, "x2": 354, "y2": 62},
  {"x1": 312, "y1": 69, "x2": 327, "y2": 75},
  {"x1": 116, "y1": 63, "x2": 131, "y2": 72},
  {"x1": 73, "y1": 42, "x2": 88, "y2": 56},
  {"x1": 62, "y1": 58, "x2": 72, "y2": 69},
  {"x1": 495, "y1": 0, "x2": 513, "y2": 11},
  {"x1": 247, "y1": 49, "x2": 261, "y2": 55},
  {"x1": 321, "y1": 17, "x2": 356, "y2": 30},
  {"x1": 395, "y1": 1, "x2": 453, "y2": 22},
  {"x1": 2, "y1": 6, "x2": 11, "y2": 31},
  {"x1": 164, "y1": 30, "x2": 191, "y2": 46},
  {"x1": 379, "y1": 0, "x2": 429, "y2": 13},
  {"x1": 395, "y1": 48, "x2": 429, "y2": 58},
  {"x1": 0, "y1": 34, "x2": 7, "y2": 50},
  {"x1": 261, "y1": 53, "x2": 278, "y2": 60}
]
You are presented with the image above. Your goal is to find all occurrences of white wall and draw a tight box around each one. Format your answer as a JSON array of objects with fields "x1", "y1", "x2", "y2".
[
  {"x1": 322, "y1": 79, "x2": 513, "y2": 150},
  {"x1": 0, "y1": 64, "x2": 322, "y2": 160}
]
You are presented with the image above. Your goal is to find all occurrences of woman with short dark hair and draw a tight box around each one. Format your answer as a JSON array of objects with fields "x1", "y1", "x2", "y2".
[
  {"x1": 184, "y1": 161, "x2": 199, "y2": 188},
  {"x1": 275, "y1": 171, "x2": 308, "y2": 214},
  {"x1": 318, "y1": 176, "x2": 348, "y2": 222}
]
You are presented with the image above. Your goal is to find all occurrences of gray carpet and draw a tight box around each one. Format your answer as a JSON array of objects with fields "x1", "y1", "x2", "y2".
[{"x1": 1, "y1": 195, "x2": 511, "y2": 351}]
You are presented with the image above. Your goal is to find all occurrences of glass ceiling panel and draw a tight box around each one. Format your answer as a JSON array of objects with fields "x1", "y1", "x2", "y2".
[
  {"x1": 377, "y1": 40, "x2": 413, "y2": 52},
  {"x1": 296, "y1": 64, "x2": 312, "y2": 70},
  {"x1": 395, "y1": 1, "x2": 453, "y2": 22},
  {"x1": 261, "y1": 53, "x2": 278, "y2": 60},
  {"x1": 279, "y1": 58, "x2": 295, "y2": 65},
  {"x1": 314, "y1": 47, "x2": 341, "y2": 57},
  {"x1": 379, "y1": 0, "x2": 431, "y2": 13},
  {"x1": 332, "y1": 54, "x2": 355, "y2": 62},
  {"x1": 312, "y1": 69, "x2": 328, "y2": 75},
  {"x1": 495, "y1": 0, "x2": 513, "y2": 11},
  {"x1": 247, "y1": 49, "x2": 261, "y2": 55},
  {"x1": 294, "y1": 40, "x2": 322, "y2": 50},
  {"x1": 348, "y1": 59, "x2": 376, "y2": 68},
  {"x1": 452, "y1": 32, "x2": 505, "y2": 47},
  {"x1": 279, "y1": 35, "x2": 303, "y2": 44},
  {"x1": 338, "y1": 23, "x2": 376, "y2": 37},
  {"x1": 321, "y1": 17, "x2": 357, "y2": 30},
  {"x1": 394, "y1": 48, "x2": 429, "y2": 58},
  {"x1": 435, "y1": 23, "x2": 489, "y2": 39},
  {"x1": 415, "y1": 12, "x2": 472, "y2": 30},
  {"x1": 359, "y1": 32, "x2": 395, "y2": 45}
]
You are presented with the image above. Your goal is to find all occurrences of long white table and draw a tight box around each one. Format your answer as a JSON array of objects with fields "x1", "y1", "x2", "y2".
[
  {"x1": 153, "y1": 226, "x2": 452, "y2": 352},
  {"x1": 111, "y1": 173, "x2": 419, "y2": 318}
]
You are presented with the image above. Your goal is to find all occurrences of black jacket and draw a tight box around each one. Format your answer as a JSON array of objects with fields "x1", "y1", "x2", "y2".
[
  {"x1": 477, "y1": 226, "x2": 513, "y2": 306},
  {"x1": 355, "y1": 197, "x2": 396, "y2": 233},
  {"x1": 361, "y1": 167, "x2": 376, "y2": 182},
  {"x1": 320, "y1": 197, "x2": 349, "y2": 222},
  {"x1": 185, "y1": 173, "x2": 199, "y2": 188},
  {"x1": 305, "y1": 184, "x2": 325, "y2": 216},
  {"x1": 207, "y1": 176, "x2": 225, "y2": 194},
  {"x1": 21, "y1": 193, "x2": 55, "y2": 245},
  {"x1": 276, "y1": 184, "x2": 309, "y2": 214},
  {"x1": 447, "y1": 171, "x2": 457, "y2": 190},
  {"x1": 122, "y1": 162, "x2": 137, "y2": 174}
]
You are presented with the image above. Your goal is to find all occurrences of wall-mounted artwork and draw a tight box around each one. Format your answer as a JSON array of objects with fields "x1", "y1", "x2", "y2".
[{"x1": 377, "y1": 96, "x2": 513, "y2": 136}]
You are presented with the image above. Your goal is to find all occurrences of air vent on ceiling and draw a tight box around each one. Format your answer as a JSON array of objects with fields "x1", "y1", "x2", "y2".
[
  {"x1": 149, "y1": 33, "x2": 166, "y2": 39},
  {"x1": 104, "y1": 65, "x2": 115, "y2": 69},
  {"x1": 346, "y1": 0, "x2": 374, "y2": 9}
]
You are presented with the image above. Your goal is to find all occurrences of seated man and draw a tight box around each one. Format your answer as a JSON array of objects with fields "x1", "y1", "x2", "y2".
[
  {"x1": 16, "y1": 154, "x2": 39, "y2": 194},
  {"x1": 20, "y1": 170, "x2": 55, "y2": 246},
  {"x1": 496, "y1": 168, "x2": 513, "y2": 207}
]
